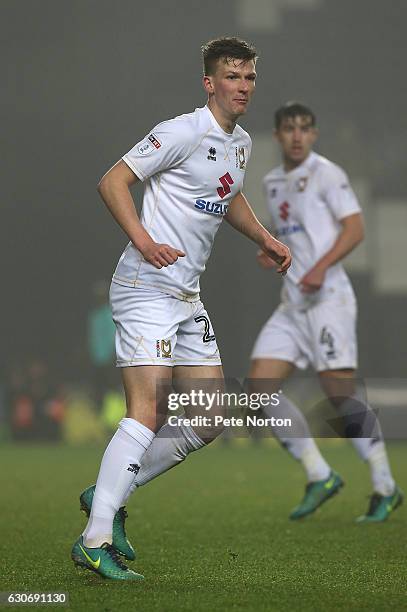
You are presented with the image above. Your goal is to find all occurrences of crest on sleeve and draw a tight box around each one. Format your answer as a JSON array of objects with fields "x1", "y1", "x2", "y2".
[
  {"x1": 148, "y1": 133, "x2": 162, "y2": 149},
  {"x1": 137, "y1": 132, "x2": 162, "y2": 156}
]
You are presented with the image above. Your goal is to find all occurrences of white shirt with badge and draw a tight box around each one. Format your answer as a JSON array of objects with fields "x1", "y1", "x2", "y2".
[
  {"x1": 263, "y1": 152, "x2": 361, "y2": 308},
  {"x1": 113, "y1": 105, "x2": 251, "y2": 300}
]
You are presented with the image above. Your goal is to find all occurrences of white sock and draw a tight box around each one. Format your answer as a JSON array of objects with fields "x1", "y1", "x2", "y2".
[
  {"x1": 122, "y1": 418, "x2": 205, "y2": 502},
  {"x1": 366, "y1": 441, "x2": 395, "y2": 496},
  {"x1": 263, "y1": 394, "x2": 331, "y2": 482},
  {"x1": 82, "y1": 417, "x2": 155, "y2": 547},
  {"x1": 335, "y1": 395, "x2": 395, "y2": 495}
]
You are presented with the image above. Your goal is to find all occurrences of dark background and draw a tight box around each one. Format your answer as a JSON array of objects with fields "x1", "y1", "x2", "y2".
[{"x1": 2, "y1": 0, "x2": 406, "y2": 381}]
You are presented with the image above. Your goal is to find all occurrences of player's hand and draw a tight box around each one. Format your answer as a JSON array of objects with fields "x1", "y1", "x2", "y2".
[
  {"x1": 141, "y1": 241, "x2": 185, "y2": 269},
  {"x1": 259, "y1": 237, "x2": 291, "y2": 275},
  {"x1": 256, "y1": 249, "x2": 278, "y2": 269},
  {"x1": 299, "y1": 265, "x2": 325, "y2": 293}
]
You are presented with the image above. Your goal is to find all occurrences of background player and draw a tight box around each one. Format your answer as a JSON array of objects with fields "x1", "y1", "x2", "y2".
[
  {"x1": 71, "y1": 38, "x2": 291, "y2": 580},
  {"x1": 250, "y1": 101, "x2": 402, "y2": 522}
]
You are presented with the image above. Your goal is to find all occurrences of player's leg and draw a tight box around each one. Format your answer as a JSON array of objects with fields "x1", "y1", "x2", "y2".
[
  {"x1": 78, "y1": 367, "x2": 170, "y2": 562},
  {"x1": 123, "y1": 300, "x2": 223, "y2": 496},
  {"x1": 82, "y1": 284, "x2": 178, "y2": 549},
  {"x1": 102, "y1": 365, "x2": 222, "y2": 568},
  {"x1": 318, "y1": 369, "x2": 403, "y2": 522},
  {"x1": 250, "y1": 306, "x2": 338, "y2": 476},
  {"x1": 309, "y1": 292, "x2": 402, "y2": 521},
  {"x1": 124, "y1": 364, "x2": 224, "y2": 495},
  {"x1": 249, "y1": 357, "x2": 342, "y2": 518},
  {"x1": 72, "y1": 365, "x2": 170, "y2": 579},
  {"x1": 82, "y1": 365, "x2": 169, "y2": 547},
  {"x1": 249, "y1": 358, "x2": 331, "y2": 480}
]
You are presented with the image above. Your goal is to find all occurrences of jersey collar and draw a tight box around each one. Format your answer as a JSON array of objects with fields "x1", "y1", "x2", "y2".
[
  {"x1": 204, "y1": 105, "x2": 236, "y2": 138},
  {"x1": 283, "y1": 151, "x2": 317, "y2": 176}
]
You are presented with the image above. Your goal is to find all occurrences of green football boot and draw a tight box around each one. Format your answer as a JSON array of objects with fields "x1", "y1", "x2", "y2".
[
  {"x1": 289, "y1": 471, "x2": 344, "y2": 520},
  {"x1": 356, "y1": 485, "x2": 404, "y2": 523},
  {"x1": 79, "y1": 485, "x2": 136, "y2": 561},
  {"x1": 71, "y1": 536, "x2": 143, "y2": 581}
]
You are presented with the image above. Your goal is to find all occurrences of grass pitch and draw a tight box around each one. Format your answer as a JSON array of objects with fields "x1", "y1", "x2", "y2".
[{"x1": 1, "y1": 441, "x2": 406, "y2": 611}]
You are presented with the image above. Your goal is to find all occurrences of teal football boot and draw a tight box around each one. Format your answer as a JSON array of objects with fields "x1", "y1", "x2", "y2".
[
  {"x1": 356, "y1": 485, "x2": 403, "y2": 523},
  {"x1": 290, "y1": 471, "x2": 344, "y2": 520},
  {"x1": 71, "y1": 536, "x2": 143, "y2": 581},
  {"x1": 80, "y1": 485, "x2": 136, "y2": 561}
]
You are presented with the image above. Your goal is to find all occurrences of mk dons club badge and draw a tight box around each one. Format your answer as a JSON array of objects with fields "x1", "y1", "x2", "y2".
[
  {"x1": 296, "y1": 176, "x2": 308, "y2": 192},
  {"x1": 156, "y1": 339, "x2": 172, "y2": 358},
  {"x1": 235, "y1": 146, "x2": 247, "y2": 170}
]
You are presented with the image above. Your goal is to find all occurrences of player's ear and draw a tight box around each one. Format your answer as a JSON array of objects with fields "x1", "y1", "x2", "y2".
[
  {"x1": 203, "y1": 75, "x2": 214, "y2": 95},
  {"x1": 312, "y1": 127, "x2": 319, "y2": 143}
]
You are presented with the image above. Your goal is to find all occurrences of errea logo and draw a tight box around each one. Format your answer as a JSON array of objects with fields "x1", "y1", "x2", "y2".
[{"x1": 207, "y1": 147, "x2": 217, "y2": 161}]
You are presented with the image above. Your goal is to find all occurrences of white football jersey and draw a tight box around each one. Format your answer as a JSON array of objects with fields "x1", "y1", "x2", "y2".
[
  {"x1": 113, "y1": 105, "x2": 251, "y2": 300},
  {"x1": 263, "y1": 152, "x2": 361, "y2": 308}
]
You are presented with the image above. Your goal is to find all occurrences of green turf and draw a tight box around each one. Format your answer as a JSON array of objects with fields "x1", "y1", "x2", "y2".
[{"x1": 1, "y1": 441, "x2": 406, "y2": 611}]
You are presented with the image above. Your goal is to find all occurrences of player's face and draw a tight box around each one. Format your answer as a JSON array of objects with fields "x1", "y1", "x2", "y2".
[
  {"x1": 204, "y1": 58, "x2": 257, "y2": 120},
  {"x1": 275, "y1": 116, "x2": 318, "y2": 168}
]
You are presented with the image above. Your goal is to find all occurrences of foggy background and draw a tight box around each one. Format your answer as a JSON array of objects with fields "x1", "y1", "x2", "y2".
[{"x1": 2, "y1": 0, "x2": 406, "y2": 392}]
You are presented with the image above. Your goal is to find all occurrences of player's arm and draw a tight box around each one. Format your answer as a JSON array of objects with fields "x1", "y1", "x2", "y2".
[
  {"x1": 97, "y1": 160, "x2": 184, "y2": 269},
  {"x1": 300, "y1": 212, "x2": 364, "y2": 293},
  {"x1": 225, "y1": 191, "x2": 291, "y2": 274}
]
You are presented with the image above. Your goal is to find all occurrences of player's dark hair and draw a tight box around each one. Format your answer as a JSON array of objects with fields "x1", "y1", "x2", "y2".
[
  {"x1": 201, "y1": 37, "x2": 258, "y2": 76},
  {"x1": 274, "y1": 101, "x2": 316, "y2": 129}
]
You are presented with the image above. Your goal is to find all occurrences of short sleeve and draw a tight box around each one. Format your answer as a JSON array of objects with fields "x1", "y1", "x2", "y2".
[
  {"x1": 122, "y1": 118, "x2": 195, "y2": 181},
  {"x1": 319, "y1": 164, "x2": 361, "y2": 220}
]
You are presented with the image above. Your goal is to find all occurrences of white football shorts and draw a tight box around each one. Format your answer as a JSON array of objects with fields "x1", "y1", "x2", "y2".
[
  {"x1": 251, "y1": 293, "x2": 358, "y2": 372},
  {"x1": 110, "y1": 281, "x2": 221, "y2": 367}
]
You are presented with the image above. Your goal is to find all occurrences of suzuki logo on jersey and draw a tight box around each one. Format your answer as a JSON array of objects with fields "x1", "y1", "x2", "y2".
[
  {"x1": 279, "y1": 201, "x2": 290, "y2": 221},
  {"x1": 217, "y1": 172, "x2": 234, "y2": 198},
  {"x1": 195, "y1": 199, "x2": 229, "y2": 215},
  {"x1": 276, "y1": 224, "x2": 304, "y2": 237}
]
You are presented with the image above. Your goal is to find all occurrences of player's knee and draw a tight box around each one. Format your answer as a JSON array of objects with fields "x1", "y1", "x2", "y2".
[
  {"x1": 319, "y1": 370, "x2": 356, "y2": 407},
  {"x1": 192, "y1": 421, "x2": 224, "y2": 445}
]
